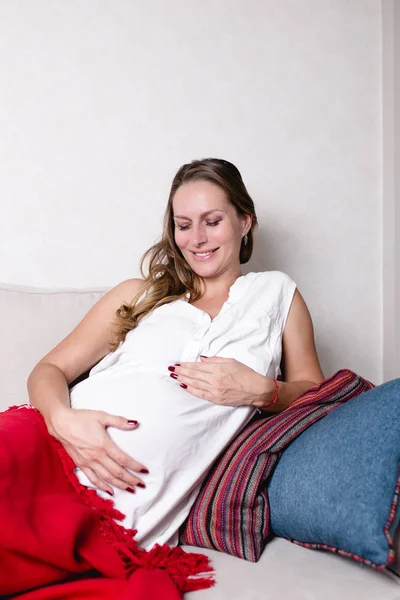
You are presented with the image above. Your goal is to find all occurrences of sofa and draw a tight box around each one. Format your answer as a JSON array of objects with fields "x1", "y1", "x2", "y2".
[{"x1": 2, "y1": 282, "x2": 399, "y2": 600}]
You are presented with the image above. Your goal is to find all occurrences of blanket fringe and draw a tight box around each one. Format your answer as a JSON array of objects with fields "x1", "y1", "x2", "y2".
[{"x1": 134, "y1": 544, "x2": 215, "y2": 593}]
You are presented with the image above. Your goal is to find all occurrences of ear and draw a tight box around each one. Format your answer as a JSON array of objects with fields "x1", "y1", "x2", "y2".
[{"x1": 241, "y1": 213, "x2": 252, "y2": 237}]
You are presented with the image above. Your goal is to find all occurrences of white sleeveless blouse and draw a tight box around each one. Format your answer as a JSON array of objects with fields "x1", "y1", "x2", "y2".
[{"x1": 70, "y1": 271, "x2": 296, "y2": 550}]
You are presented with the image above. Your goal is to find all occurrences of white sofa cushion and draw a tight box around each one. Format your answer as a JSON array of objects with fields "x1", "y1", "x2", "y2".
[
  {"x1": 183, "y1": 539, "x2": 400, "y2": 600},
  {"x1": 0, "y1": 283, "x2": 107, "y2": 411}
]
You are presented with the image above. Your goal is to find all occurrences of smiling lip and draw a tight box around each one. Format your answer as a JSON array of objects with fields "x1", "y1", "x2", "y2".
[{"x1": 191, "y1": 248, "x2": 219, "y2": 261}]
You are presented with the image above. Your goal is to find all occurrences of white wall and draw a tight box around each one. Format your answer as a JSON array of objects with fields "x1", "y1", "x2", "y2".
[
  {"x1": 395, "y1": 1, "x2": 400, "y2": 377},
  {"x1": 0, "y1": 0, "x2": 383, "y2": 383},
  {"x1": 382, "y1": 0, "x2": 400, "y2": 382}
]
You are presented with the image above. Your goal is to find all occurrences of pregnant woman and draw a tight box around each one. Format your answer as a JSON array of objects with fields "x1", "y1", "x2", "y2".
[
  {"x1": 28, "y1": 157, "x2": 324, "y2": 549},
  {"x1": 3, "y1": 158, "x2": 324, "y2": 598}
]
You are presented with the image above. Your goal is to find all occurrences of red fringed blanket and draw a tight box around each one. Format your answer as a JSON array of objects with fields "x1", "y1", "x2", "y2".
[{"x1": 0, "y1": 406, "x2": 214, "y2": 599}]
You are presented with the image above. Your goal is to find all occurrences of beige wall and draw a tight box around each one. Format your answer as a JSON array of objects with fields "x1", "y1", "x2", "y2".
[{"x1": 0, "y1": 1, "x2": 384, "y2": 383}]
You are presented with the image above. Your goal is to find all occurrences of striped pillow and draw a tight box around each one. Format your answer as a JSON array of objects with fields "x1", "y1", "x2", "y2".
[{"x1": 179, "y1": 370, "x2": 373, "y2": 561}]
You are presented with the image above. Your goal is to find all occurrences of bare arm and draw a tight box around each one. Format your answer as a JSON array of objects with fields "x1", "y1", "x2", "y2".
[
  {"x1": 257, "y1": 288, "x2": 324, "y2": 412},
  {"x1": 28, "y1": 363, "x2": 71, "y2": 434},
  {"x1": 28, "y1": 278, "x2": 139, "y2": 426},
  {"x1": 28, "y1": 278, "x2": 148, "y2": 494}
]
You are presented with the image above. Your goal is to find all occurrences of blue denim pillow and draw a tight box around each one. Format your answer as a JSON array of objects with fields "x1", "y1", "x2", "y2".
[{"x1": 268, "y1": 378, "x2": 400, "y2": 568}]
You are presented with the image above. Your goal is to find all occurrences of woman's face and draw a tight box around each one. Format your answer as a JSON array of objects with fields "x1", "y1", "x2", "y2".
[{"x1": 172, "y1": 181, "x2": 251, "y2": 281}]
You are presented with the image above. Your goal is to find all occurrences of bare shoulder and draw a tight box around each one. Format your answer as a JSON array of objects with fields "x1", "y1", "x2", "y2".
[
  {"x1": 282, "y1": 288, "x2": 324, "y2": 384},
  {"x1": 283, "y1": 288, "x2": 316, "y2": 345},
  {"x1": 285, "y1": 288, "x2": 311, "y2": 325},
  {"x1": 110, "y1": 277, "x2": 146, "y2": 306}
]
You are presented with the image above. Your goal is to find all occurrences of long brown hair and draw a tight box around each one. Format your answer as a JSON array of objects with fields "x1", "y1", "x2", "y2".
[{"x1": 111, "y1": 158, "x2": 258, "y2": 350}]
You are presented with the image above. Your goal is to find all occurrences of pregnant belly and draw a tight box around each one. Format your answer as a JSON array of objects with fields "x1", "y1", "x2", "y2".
[
  {"x1": 70, "y1": 370, "x2": 226, "y2": 466},
  {"x1": 70, "y1": 369, "x2": 254, "y2": 549}
]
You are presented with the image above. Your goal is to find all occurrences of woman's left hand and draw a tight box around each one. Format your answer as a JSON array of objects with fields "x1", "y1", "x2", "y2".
[{"x1": 168, "y1": 356, "x2": 275, "y2": 408}]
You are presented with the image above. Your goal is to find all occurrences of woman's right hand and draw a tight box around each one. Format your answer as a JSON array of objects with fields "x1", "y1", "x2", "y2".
[{"x1": 49, "y1": 406, "x2": 148, "y2": 495}]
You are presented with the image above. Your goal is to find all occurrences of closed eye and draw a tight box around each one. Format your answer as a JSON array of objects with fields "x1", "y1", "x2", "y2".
[{"x1": 175, "y1": 219, "x2": 221, "y2": 231}]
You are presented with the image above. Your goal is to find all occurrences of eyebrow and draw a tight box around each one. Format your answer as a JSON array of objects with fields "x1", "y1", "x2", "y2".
[{"x1": 173, "y1": 209, "x2": 224, "y2": 220}]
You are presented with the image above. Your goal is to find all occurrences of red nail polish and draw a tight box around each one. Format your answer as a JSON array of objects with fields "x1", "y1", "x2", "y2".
[
  {"x1": 106, "y1": 490, "x2": 113, "y2": 496},
  {"x1": 137, "y1": 482, "x2": 146, "y2": 488},
  {"x1": 180, "y1": 383, "x2": 188, "y2": 389},
  {"x1": 128, "y1": 420, "x2": 138, "y2": 425},
  {"x1": 167, "y1": 366, "x2": 175, "y2": 372},
  {"x1": 174, "y1": 363, "x2": 181, "y2": 366},
  {"x1": 170, "y1": 373, "x2": 178, "y2": 379},
  {"x1": 200, "y1": 355, "x2": 208, "y2": 359},
  {"x1": 126, "y1": 487, "x2": 135, "y2": 494},
  {"x1": 140, "y1": 468, "x2": 149, "y2": 474}
]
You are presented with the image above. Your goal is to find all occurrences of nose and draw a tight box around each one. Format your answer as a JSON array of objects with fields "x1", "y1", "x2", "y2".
[{"x1": 191, "y1": 224, "x2": 208, "y2": 247}]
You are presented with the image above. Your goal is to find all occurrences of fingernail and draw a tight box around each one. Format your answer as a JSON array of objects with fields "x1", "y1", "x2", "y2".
[
  {"x1": 170, "y1": 373, "x2": 178, "y2": 379},
  {"x1": 126, "y1": 487, "x2": 136, "y2": 494},
  {"x1": 180, "y1": 383, "x2": 188, "y2": 389},
  {"x1": 140, "y1": 468, "x2": 149, "y2": 474},
  {"x1": 200, "y1": 355, "x2": 208, "y2": 359},
  {"x1": 137, "y1": 482, "x2": 146, "y2": 488},
  {"x1": 106, "y1": 490, "x2": 114, "y2": 496},
  {"x1": 174, "y1": 363, "x2": 181, "y2": 366},
  {"x1": 168, "y1": 366, "x2": 175, "y2": 372},
  {"x1": 128, "y1": 420, "x2": 138, "y2": 425}
]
